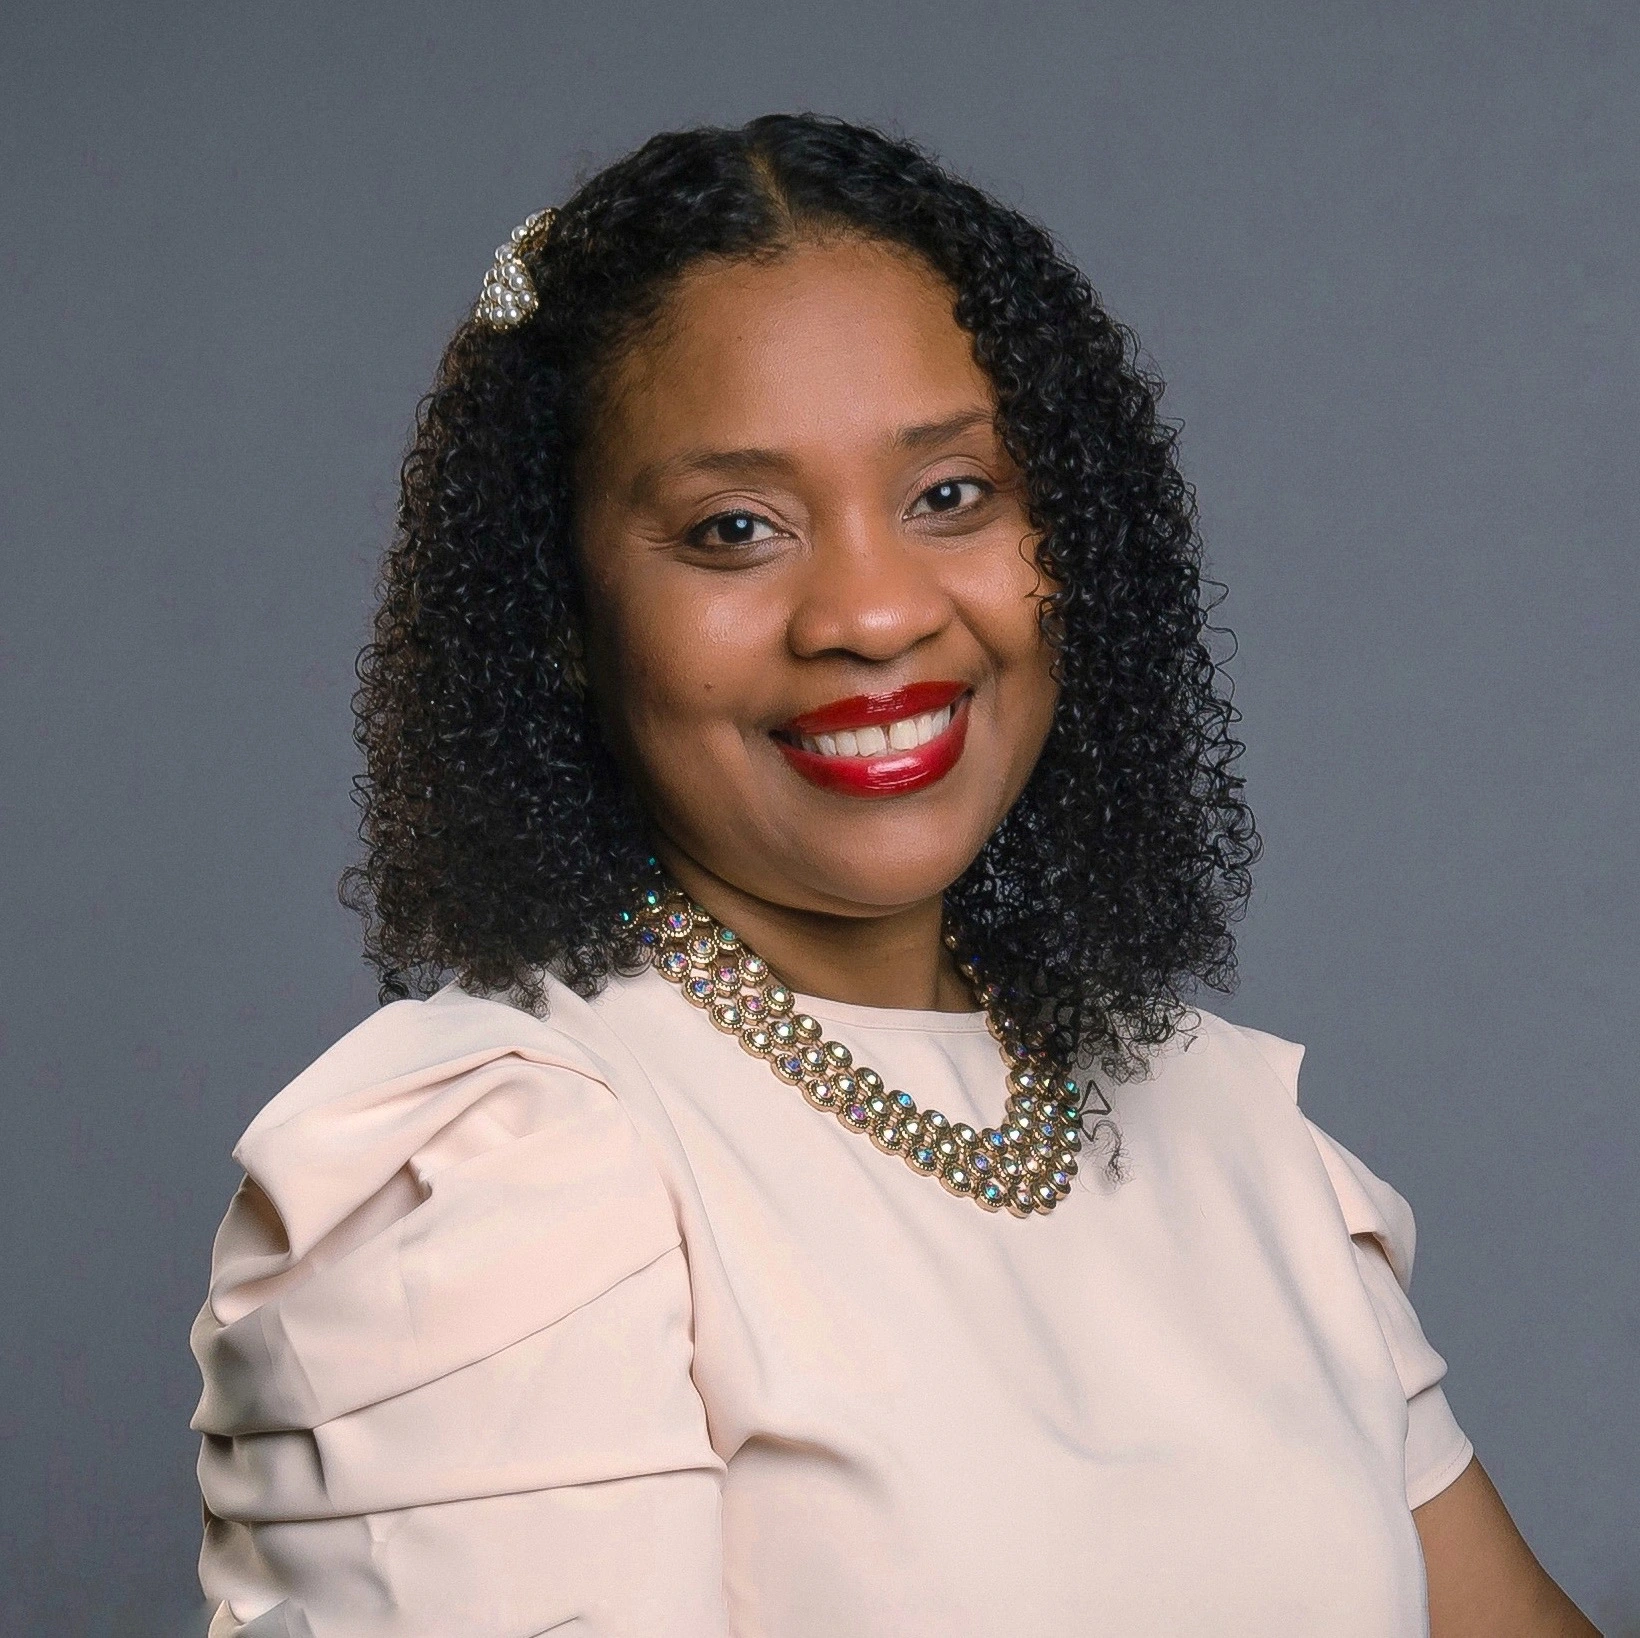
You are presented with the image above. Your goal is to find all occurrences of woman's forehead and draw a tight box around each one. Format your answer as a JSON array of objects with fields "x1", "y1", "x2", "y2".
[{"x1": 596, "y1": 238, "x2": 997, "y2": 477}]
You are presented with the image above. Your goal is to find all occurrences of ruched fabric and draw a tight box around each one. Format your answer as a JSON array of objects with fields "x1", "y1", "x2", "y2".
[
  {"x1": 192, "y1": 996, "x2": 727, "y2": 1637},
  {"x1": 195, "y1": 981, "x2": 1472, "y2": 1638}
]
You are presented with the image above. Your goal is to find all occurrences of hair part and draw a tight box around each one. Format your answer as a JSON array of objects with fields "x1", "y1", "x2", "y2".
[{"x1": 342, "y1": 112, "x2": 1259, "y2": 1081}]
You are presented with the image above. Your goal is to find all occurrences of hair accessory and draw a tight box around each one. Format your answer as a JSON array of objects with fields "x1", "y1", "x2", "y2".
[{"x1": 474, "y1": 208, "x2": 556, "y2": 330}]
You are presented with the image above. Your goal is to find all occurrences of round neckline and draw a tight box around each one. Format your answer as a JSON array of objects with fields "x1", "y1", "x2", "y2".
[{"x1": 791, "y1": 989, "x2": 993, "y2": 1036}]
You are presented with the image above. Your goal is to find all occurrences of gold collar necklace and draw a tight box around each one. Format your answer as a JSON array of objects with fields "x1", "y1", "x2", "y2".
[{"x1": 629, "y1": 885, "x2": 1106, "y2": 1217}]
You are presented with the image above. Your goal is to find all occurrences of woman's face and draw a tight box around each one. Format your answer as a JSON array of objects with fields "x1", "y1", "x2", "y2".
[{"x1": 576, "y1": 235, "x2": 1059, "y2": 920}]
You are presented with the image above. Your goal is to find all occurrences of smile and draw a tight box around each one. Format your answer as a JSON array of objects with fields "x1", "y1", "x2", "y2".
[{"x1": 773, "y1": 681, "x2": 971, "y2": 798}]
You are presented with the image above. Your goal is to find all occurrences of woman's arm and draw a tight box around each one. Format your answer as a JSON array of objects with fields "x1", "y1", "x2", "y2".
[{"x1": 1416, "y1": 1457, "x2": 1600, "y2": 1637}]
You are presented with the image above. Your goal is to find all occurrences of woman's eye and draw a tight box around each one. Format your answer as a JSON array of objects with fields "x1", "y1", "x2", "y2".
[
  {"x1": 910, "y1": 478, "x2": 988, "y2": 516},
  {"x1": 688, "y1": 511, "x2": 780, "y2": 549}
]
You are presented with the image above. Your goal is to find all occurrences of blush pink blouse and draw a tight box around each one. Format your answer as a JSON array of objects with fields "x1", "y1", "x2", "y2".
[{"x1": 192, "y1": 972, "x2": 1472, "y2": 1636}]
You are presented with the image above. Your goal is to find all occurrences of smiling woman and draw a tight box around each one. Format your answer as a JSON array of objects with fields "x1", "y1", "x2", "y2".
[{"x1": 189, "y1": 115, "x2": 1596, "y2": 1637}]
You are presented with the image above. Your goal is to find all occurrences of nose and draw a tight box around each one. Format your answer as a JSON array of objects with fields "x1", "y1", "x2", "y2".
[{"x1": 785, "y1": 518, "x2": 953, "y2": 665}]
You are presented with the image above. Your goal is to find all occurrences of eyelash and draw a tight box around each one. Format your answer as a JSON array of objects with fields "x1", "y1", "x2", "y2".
[{"x1": 685, "y1": 477, "x2": 993, "y2": 550}]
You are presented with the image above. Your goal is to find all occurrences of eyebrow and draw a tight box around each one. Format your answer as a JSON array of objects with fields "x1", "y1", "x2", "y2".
[{"x1": 627, "y1": 408, "x2": 998, "y2": 501}]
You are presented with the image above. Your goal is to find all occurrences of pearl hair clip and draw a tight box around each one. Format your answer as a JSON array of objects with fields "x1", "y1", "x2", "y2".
[{"x1": 474, "y1": 207, "x2": 557, "y2": 330}]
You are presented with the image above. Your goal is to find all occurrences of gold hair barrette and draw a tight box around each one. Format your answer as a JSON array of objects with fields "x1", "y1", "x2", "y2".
[{"x1": 474, "y1": 207, "x2": 556, "y2": 330}]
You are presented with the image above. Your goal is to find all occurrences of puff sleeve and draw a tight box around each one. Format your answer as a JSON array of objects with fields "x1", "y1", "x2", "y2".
[{"x1": 190, "y1": 999, "x2": 728, "y2": 1638}]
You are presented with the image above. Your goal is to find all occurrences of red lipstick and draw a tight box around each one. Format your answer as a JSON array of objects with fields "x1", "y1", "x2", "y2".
[{"x1": 774, "y1": 681, "x2": 970, "y2": 798}]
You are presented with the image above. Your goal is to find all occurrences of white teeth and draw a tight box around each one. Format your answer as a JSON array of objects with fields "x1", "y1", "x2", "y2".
[
  {"x1": 795, "y1": 701, "x2": 958, "y2": 759},
  {"x1": 915, "y1": 707, "x2": 949, "y2": 745}
]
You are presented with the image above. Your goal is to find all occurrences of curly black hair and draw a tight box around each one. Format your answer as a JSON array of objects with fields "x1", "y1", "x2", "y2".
[{"x1": 342, "y1": 112, "x2": 1259, "y2": 1080}]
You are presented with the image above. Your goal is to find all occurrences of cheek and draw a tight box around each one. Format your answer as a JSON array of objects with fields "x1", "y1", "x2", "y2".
[
  {"x1": 958, "y1": 542, "x2": 1057, "y2": 684},
  {"x1": 590, "y1": 568, "x2": 780, "y2": 744}
]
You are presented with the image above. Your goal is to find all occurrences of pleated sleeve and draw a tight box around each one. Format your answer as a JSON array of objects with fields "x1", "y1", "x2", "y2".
[
  {"x1": 190, "y1": 996, "x2": 728, "y2": 1638},
  {"x1": 1230, "y1": 1023, "x2": 1475, "y2": 1511},
  {"x1": 1304, "y1": 1119, "x2": 1476, "y2": 1509}
]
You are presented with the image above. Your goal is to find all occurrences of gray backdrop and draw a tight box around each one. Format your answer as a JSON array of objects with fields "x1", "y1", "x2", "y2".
[{"x1": 3, "y1": 2, "x2": 1635, "y2": 1632}]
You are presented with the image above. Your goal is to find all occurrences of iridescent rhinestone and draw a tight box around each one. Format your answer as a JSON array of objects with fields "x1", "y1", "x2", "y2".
[
  {"x1": 635, "y1": 888, "x2": 1094, "y2": 1220},
  {"x1": 871, "y1": 1121, "x2": 904, "y2": 1153},
  {"x1": 803, "y1": 1078, "x2": 840, "y2": 1110}
]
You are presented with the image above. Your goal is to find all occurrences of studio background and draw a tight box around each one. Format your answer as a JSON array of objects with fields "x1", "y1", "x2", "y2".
[{"x1": 3, "y1": 2, "x2": 1635, "y2": 1632}]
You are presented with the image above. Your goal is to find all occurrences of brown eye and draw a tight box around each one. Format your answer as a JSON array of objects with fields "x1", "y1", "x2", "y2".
[
  {"x1": 690, "y1": 510, "x2": 778, "y2": 549},
  {"x1": 910, "y1": 478, "x2": 987, "y2": 517}
]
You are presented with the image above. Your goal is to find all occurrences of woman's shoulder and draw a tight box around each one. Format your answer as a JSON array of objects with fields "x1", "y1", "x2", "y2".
[
  {"x1": 1139, "y1": 1007, "x2": 1417, "y2": 1280},
  {"x1": 229, "y1": 981, "x2": 666, "y2": 1260},
  {"x1": 195, "y1": 981, "x2": 689, "y2": 1438}
]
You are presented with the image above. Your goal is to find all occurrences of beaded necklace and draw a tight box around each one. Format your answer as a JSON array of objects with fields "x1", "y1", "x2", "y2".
[{"x1": 629, "y1": 885, "x2": 1107, "y2": 1217}]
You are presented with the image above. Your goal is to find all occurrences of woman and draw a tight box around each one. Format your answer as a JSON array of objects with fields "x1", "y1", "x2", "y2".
[{"x1": 191, "y1": 115, "x2": 1596, "y2": 1636}]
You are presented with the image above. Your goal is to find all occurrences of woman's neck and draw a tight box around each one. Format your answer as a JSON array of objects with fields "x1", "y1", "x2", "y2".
[{"x1": 656, "y1": 852, "x2": 975, "y2": 1013}]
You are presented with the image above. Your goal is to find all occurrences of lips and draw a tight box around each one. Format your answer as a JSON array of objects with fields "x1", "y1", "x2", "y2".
[{"x1": 773, "y1": 681, "x2": 970, "y2": 798}]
